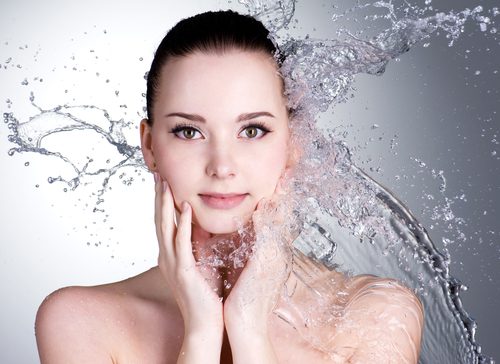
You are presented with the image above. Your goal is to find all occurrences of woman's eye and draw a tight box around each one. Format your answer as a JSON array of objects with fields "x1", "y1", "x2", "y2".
[
  {"x1": 170, "y1": 126, "x2": 202, "y2": 140},
  {"x1": 240, "y1": 125, "x2": 269, "y2": 139}
]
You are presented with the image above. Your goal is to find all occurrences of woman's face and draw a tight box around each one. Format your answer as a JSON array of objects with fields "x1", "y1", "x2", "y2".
[{"x1": 141, "y1": 50, "x2": 291, "y2": 234}]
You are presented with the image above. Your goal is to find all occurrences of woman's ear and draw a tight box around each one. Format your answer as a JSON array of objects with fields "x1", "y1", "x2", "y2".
[{"x1": 139, "y1": 118, "x2": 157, "y2": 171}]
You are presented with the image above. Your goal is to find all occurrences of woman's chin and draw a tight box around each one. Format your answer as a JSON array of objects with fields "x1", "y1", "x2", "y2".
[{"x1": 194, "y1": 213, "x2": 253, "y2": 236}]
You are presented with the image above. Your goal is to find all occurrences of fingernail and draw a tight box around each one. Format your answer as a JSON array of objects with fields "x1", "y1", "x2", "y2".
[
  {"x1": 182, "y1": 201, "x2": 189, "y2": 212},
  {"x1": 153, "y1": 172, "x2": 158, "y2": 183},
  {"x1": 162, "y1": 181, "x2": 167, "y2": 192}
]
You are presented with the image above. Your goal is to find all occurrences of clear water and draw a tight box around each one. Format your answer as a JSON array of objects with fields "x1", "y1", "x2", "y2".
[{"x1": 2, "y1": 0, "x2": 498, "y2": 362}]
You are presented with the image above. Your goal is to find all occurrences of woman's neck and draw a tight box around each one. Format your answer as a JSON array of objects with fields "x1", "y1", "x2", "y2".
[{"x1": 190, "y1": 222, "x2": 255, "y2": 298}]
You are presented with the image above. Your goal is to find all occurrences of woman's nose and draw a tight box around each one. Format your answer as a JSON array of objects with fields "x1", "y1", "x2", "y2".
[{"x1": 205, "y1": 145, "x2": 236, "y2": 179}]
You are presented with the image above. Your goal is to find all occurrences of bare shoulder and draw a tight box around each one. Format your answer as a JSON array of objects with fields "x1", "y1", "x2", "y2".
[
  {"x1": 332, "y1": 275, "x2": 424, "y2": 363},
  {"x1": 35, "y1": 267, "x2": 183, "y2": 364},
  {"x1": 35, "y1": 285, "x2": 113, "y2": 363},
  {"x1": 348, "y1": 274, "x2": 424, "y2": 309}
]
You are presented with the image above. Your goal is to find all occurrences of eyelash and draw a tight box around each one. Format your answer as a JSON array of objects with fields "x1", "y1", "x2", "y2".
[{"x1": 169, "y1": 122, "x2": 272, "y2": 140}]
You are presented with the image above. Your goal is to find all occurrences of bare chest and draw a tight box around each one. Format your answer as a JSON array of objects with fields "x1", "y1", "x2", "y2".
[{"x1": 110, "y1": 304, "x2": 332, "y2": 364}]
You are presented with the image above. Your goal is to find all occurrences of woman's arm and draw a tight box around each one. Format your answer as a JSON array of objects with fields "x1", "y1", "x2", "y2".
[{"x1": 154, "y1": 174, "x2": 224, "y2": 363}]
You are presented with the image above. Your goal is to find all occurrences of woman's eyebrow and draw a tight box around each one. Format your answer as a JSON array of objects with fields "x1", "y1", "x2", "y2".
[
  {"x1": 237, "y1": 111, "x2": 275, "y2": 122},
  {"x1": 164, "y1": 111, "x2": 275, "y2": 123},
  {"x1": 165, "y1": 112, "x2": 205, "y2": 122}
]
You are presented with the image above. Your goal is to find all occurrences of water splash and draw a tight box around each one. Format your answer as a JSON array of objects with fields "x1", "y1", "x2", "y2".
[
  {"x1": 243, "y1": 0, "x2": 496, "y2": 362},
  {"x1": 4, "y1": 98, "x2": 145, "y2": 207}
]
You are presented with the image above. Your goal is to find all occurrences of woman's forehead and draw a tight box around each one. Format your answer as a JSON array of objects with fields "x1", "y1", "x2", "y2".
[
  {"x1": 159, "y1": 51, "x2": 281, "y2": 92},
  {"x1": 156, "y1": 51, "x2": 286, "y2": 114}
]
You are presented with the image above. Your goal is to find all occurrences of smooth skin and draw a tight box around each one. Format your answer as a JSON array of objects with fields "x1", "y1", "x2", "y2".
[
  {"x1": 155, "y1": 175, "x2": 286, "y2": 363},
  {"x1": 35, "y1": 50, "x2": 424, "y2": 363}
]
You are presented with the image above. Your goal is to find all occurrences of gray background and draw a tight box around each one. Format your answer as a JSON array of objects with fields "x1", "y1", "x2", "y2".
[{"x1": 0, "y1": 0, "x2": 498, "y2": 362}]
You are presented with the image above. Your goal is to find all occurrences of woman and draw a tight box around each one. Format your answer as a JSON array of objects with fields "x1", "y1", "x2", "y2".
[{"x1": 35, "y1": 10, "x2": 423, "y2": 363}]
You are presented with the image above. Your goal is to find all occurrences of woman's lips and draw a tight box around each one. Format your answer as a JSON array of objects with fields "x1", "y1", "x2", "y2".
[{"x1": 199, "y1": 193, "x2": 248, "y2": 210}]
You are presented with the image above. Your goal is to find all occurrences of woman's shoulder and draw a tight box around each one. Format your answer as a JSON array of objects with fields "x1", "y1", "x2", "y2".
[
  {"x1": 345, "y1": 274, "x2": 424, "y2": 331},
  {"x1": 349, "y1": 274, "x2": 420, "y2": 295},
  {"x1": 35, "y1": 266, "x2": 182, "y2": 363},
  {"x1": 35, "y1": 266, "x2": 176, "y2": 325},
  {"x1": 335, "y1": 274, "x2": 424, "y2": 362}
]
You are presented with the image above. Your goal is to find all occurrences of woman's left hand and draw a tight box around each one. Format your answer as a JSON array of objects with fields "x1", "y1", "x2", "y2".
[{"x1": 223, "y1": 197, "x2": 291, "y2": 337}]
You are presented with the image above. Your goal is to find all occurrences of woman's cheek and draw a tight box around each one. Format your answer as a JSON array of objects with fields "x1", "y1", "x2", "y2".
[{"x1": 260, "y1": 155, "x2": 287, "y2": 196}]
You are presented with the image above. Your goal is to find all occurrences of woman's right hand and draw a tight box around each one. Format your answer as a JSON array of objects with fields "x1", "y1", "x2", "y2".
[{"x1": 154, "y1": 172, "x2": 224, "y2": 349}]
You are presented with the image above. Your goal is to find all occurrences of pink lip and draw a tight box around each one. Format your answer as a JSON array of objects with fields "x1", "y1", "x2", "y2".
[{"x1": 199, "y1": 193, "x2": 248, "y2": 210}]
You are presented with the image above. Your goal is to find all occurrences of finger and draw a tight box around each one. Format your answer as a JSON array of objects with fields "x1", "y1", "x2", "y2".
[
  {"x1": 257, "y1": 197, "x2": 268, "y2": 210},
  {"x1": 154, "y1": 173, "x2": 165, "y2": 255},
  {"x1": 160, "y1": 179, "x2": 176, "y2": 260},
  {"x1": 274, "y1": 175, "x2": 284, "y2": 195},
  {"x1": 175, "y1": 201, "x2": 195, "y2": 268}
]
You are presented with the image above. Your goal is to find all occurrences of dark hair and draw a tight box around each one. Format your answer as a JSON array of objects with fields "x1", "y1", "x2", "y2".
[{"x1": 145, "y1": 10, "x2": 284, "y2": 125}]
